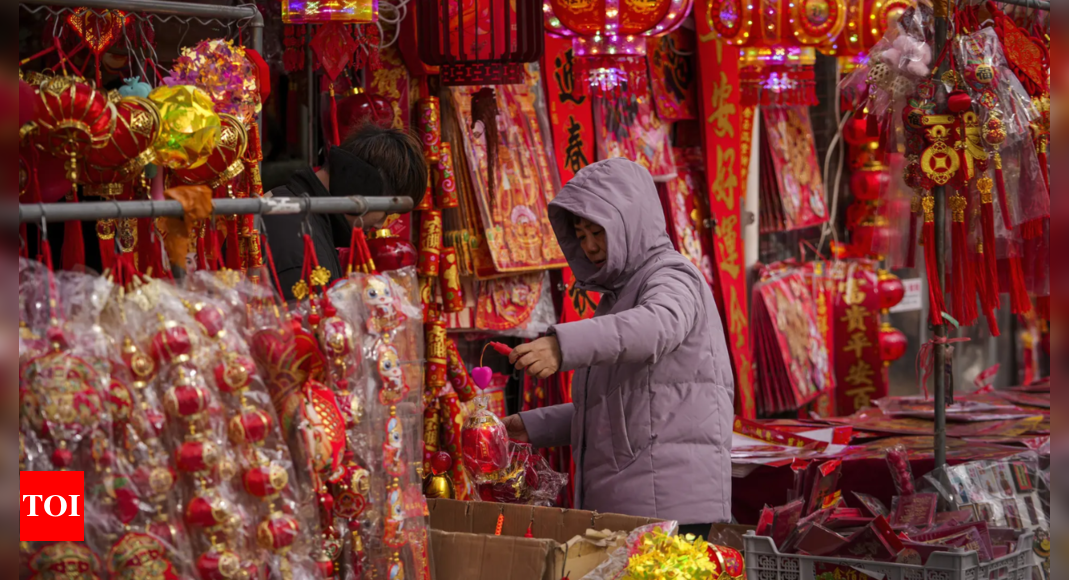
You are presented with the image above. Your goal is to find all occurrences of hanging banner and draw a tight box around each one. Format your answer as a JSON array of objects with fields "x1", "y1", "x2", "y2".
[
  {"x1": 831, "y1": 262, "x2": 888, "y2": 415},
  {"x1": 695, "y1": 17, "x2": 756, "y2": 418},
  {"x1": 542, "y1": 32, "x2": 599, "y2": 324}
]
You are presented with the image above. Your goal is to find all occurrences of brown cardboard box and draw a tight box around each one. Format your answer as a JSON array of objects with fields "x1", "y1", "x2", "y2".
[{"x1": 428, "y1": 500, "x2": 665, "y2": 580}]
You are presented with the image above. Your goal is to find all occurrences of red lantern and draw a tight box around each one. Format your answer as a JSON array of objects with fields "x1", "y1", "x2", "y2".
[
  {"x1": 704, "y1": 0, "x2": 848, "y2": 105},
  {"x1": 546, "y1": 0, "x2": 692, "y2": 96},
  {"x1": 33, "y1": 76, "x2": 118, "y2": 182},
  {"x1": 877, "y1": 269, "x2": 906, "y2": 312},
  {"x1": 843, "y1": 115, "x2": 876, "y2": 147},
  {"x1": 850, "y1": 167, "x2": 887, "y2": 201},
  {"x1": 367, "y1": 230, "x2": 419, "y2": 272},
  {"x1": 171, "y1": 114, "x2": 248, "y2": 193},
  {"x1": 418, "y1": 0, "x2": 545, "y2": 85},
  {"x1": 825, "y1": 0, "x2": 913, "y2": 71},
  {"x1": 878, "y1": 323, "x2": 908, "y2": 364},
  {"x1": 80, "y1": 96, "x2": 161, "y2": 197}
]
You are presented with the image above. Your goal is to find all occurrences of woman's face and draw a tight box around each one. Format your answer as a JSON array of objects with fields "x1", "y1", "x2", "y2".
[{"x1": 575, "y1": 218, "x2": 607, "y2": 268}]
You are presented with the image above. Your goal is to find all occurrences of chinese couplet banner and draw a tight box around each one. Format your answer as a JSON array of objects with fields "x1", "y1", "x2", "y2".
[
  {"x1": 695, "y1": 11, "x2": 757, "y2": 418},
  {"x1": 542, "y1": 33, "x2": 599, "y2": 324}
]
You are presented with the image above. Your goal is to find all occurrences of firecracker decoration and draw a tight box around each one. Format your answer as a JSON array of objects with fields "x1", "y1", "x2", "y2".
[
  {"x1": 705, "y1": 0, "x2": 848, "y2": 105},
  {"x1": 418, "y1": 210, "x2": 443, "y2": 277},
  {"x1": 417, "y1": 0, "x2": 543, "y2": 86},
  {"x1": 417, "y1": 97, "x2": 441, "y2": 163},
  {"x1": 424, "y1": 314, "x2": 448, "y2": 389},
  {"x1": 439, "y1": 247, "x2": 464, "y2": 313},
  {"x1": 445, "y1": 339, "x2": 478, "y2": 402},
  {"x1": 545, "y1": 0, "x2": 691, "y2": 97},
  {"x1": 434, "y1": 142, "x2": 460, "y2": 209},
  {"x1": 283, "y1": 0, "x2": 378, "y2": 23},
  {"x1": 148, "y1": 85, "x2": 222, "y2": 170}
]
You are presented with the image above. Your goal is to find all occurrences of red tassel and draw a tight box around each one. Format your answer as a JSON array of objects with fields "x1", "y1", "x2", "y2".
[
  {"x1": 979, "y1": 184, "x2": 1001, "y2": 310},
  {"x1": 1004, "y1": 256, "x2": 1032, "y2": 315},
  {"x1": 923, "y1": 220, "x2": 946, "y2": 327},
  {"x1": 98, "y1": 236, "x2": 116, "y2": 272},
  {"x1": 974, "y1": 250, "x2": 1000, "y2": 337},
  {"x1": 196, "y1": 234, "x2": 209, "y2": 272},
  {"x1": 1021, "y1": 219, "x2": 1044, "y2": 240},
  {"x1": 62, "y1": 219, "x2": 85, "y2": 271},
  {"x1": 226, "y1": 218, "x2": 241, "y2": 270},
  {"x1": 1037, "y1": 151, "x2": 1049, "y2": 194},
  {"x1": 952, "y1": 219, "x2": 978, "y2": 326},
  {"x1": 867, "y1": 113, "x2": 880, "y2": 137},
  {"x1": 330, "y1": 85, "x2": 341, "y2": 147},
  {"x1": 992, "y1": 155, "x2": 1014, "y2": 231}
]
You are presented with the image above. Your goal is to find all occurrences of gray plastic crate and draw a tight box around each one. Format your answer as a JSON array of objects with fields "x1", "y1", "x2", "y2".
[{"x1": 743, "y1": 532, "x2": 1035, "y2": 580}]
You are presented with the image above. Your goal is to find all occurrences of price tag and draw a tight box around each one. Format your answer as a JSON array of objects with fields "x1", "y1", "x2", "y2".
[{"x1": 889, "y1": 278, "x2": 923, "y2": 313}]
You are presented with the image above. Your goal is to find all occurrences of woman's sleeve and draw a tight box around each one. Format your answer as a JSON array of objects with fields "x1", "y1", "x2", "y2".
[
  {"x1": 519, "y1": 404, "x2": 575, "y2": 449},
  {"x1": 551, "y1": 267, "x2": 700, "y2": 371}
]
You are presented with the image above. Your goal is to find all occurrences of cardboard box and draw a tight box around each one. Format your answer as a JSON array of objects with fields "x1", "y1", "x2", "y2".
[{"x1": 428, "y1": 499, "x2": 665, "y2": 580}]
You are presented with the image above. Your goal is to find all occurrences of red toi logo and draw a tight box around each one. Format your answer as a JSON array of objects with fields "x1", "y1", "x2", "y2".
[{"x1": 20, "y1": 471, "x2": 85, "y2": 542}]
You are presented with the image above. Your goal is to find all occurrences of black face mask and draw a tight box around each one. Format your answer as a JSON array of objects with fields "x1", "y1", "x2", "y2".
[{"x1": 327, "y1": 147, "x2": 386, "y2": 199}]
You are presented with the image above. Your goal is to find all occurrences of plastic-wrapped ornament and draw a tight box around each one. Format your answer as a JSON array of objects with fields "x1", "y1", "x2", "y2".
[
  {"x1": 424, "y1": 451, "x2": 456, "y2": 499},
  {"x1": 460, "y1": 367, "x2": 509, "y2": 483}
]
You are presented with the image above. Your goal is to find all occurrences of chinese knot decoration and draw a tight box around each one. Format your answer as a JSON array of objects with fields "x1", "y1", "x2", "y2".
[
  {"x1": 545, "y1": 0, "x2": 692, "y2": 97},
  {"x1": 417, "y1": 0, "x2": 545, "y2": 86},
  {"x1": 706, "y1": 0, "x2": 848, "y2": 105}
]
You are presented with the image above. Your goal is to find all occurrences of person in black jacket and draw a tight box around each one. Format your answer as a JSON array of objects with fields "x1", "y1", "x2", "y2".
[{"x1": 263, "y1": 124, "x2": 427, "y2": 300}]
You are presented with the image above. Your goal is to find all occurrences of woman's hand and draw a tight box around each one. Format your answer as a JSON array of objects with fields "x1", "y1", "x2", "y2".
[
  {"x1": 509, "y1": 336, "x2": 562, "y2": 379},
  {"x1": 503, "y1": 414, "x2": 530, "y2": 443}
]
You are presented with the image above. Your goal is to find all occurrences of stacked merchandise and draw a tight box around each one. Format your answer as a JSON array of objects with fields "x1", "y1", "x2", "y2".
[
  {"x1": 750, "y1": 267, "x2": 835, "y2": 415},
  {"x1": 759, "y1": 107, "x2": 830, "y2": 233}
]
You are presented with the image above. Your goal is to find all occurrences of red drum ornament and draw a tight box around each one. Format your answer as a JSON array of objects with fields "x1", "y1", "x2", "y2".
[
  {"x1": 243, "y1": 464, "x2": 290, "y2": 498},
  {"x1": 877, "y1": 269, "x2": 905, "y2": 312},
  {"x1": 171, "y1": 113, "x2": 248, "y2": 190},
  {"x1": 878, "y1": 323, "x2": 908, "y2": 365},
  {"x1": 366, "y1": 230, "x2": 419, "y2": 272},
  {"x1": 185, "y1": 493, "x2": 229, "y2": 528},
  {"x1": 163, "y1": 383, "x2": 210, "y2": 418},
  {"x1": 214, "y1": 354, "x2": 256, "y2": 393},
  {"x1": 196, "y1": 550, "x2": 246, "y2": 580},
  {"x1": 34, "y1": 76, "x2": 118, "y2": 182},
  {"x1": 150, "y1": 323, "x2": 194, "y2": 365}
]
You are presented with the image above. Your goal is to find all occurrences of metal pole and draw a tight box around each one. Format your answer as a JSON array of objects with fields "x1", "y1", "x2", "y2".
[
  {"x1": 18, "y1": 196, "x2": 415, "y2": 225},
  {"x1": 933, "y1": 0, "x2": 949, "y2": 470},
  {"x1": 993, "y1": 0, "x2": 1050, "y2": 10},
  {"x1": 20, "y1": 0, "x2": 261, "y2": 21}
]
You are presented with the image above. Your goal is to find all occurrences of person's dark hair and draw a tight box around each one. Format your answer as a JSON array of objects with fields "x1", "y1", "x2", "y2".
[{"x1": 338, "y1": 123, "x2": 428, "y2": 206}]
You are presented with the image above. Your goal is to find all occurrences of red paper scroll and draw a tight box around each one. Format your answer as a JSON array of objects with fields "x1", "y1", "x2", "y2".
[
  {"x1": 832, "y1": 262, "x2": 887, "y2": 415},
  {"x1": 542, "y1": 33, "x2": 599, "y2": 324},
  {"x1": 694, "y1": 25, "x2": 756, "y2": 419}
]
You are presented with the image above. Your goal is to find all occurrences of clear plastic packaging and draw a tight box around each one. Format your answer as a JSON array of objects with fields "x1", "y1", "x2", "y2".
[
  {"x1": 886, "y1": 444, "x2": 917, "y2": 496},
  {"x1": 474, "y1": 441, "x2": 568, "y2": 507}
]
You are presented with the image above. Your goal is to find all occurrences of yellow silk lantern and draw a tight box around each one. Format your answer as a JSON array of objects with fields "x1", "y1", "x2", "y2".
[{"x1": 148, "y1": 85, "x2": 221, "y2": 170}]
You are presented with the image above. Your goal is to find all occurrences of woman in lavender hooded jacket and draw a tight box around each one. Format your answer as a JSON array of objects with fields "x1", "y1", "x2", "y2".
[{"x1": 505, "y1": 158, "x2": 736, "y2": 533}]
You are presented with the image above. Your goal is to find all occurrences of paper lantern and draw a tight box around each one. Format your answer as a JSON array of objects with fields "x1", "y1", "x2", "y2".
[
  {"x1": 878, "y1": 323, "x2": 907, "y2": 364},
  {"x1": 171, "y1": 114, "x2": 248, "y2": 190},
  {"x1": 33, "y1": 76, "x2": 118, "y2": 182},
  {"x1": 877, "y1": 269, "x2": 905, "y2": 312},
  {"x1": 705, "y1": 0, "x2": 848, "y2": 105},
  {"x1": 546, "y1": 0, "x2": 692, "y2": 96},
  {"x1": 148, "y1": 85, "x2": 222, "y2": 170},
  {"x1": 282, "y1": 0, "x2": 378, "y2": 23},
  {"x1": 417, "y1": 0, "x2": 544, "y2": 85},
  {"x1": 80, "y1": 96, "x2": 162, "y2": 197}
]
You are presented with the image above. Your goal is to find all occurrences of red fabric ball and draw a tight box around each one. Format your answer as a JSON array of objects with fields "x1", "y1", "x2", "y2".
[
  {"x1": 877, "y1": 271, "x2": 906, "y2": 311},
  {"x1": 367, "y1": 236, "x2": 419, "y2": 272},
  {"x1": 879, "y1": 324, "x2": 908, "y2": 363},
  {"x1": 850, "y1": 169, "x2": 887, "y2": 201}
]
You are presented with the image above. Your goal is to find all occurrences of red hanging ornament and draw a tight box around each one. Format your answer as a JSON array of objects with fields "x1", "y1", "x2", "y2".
[{"x1": 877, "y1": 270, "x2": 905, "y2": 312}]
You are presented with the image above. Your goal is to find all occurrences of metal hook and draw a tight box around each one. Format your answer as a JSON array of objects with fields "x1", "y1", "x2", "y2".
[
  {"x1": 300, "y1": 199, "x2": 314, "y2": 238},
  {"x1": 113, "y1": 200, "x2": 123, "y2": 221}
]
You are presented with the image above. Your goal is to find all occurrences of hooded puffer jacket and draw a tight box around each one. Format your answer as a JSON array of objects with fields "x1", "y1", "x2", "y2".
[{"x1": 519, "y1": 158, "x2": 735, "y2": 524}]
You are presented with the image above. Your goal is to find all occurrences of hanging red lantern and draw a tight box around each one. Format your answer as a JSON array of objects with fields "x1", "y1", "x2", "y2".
[
  {"x1": 545, "y1": 0, "x2": 692, "y2": 96},
  {"x1": 877, "y1": 269, "x2": 905, "y2": 312},
  {"x1": 878, "y1": 323, "x2": 907, "y2": 365},
  {"x1": 171, "y1": 114, "x2": 249, "y2": 193},
  {"x1": 418, "y1": 0, "x2": 545, "y2": 85},
  {"x1": 282, "y1": 0, "x2": 378, "y2": 23},
  {"x1": 849, "y1": 166, "x2": 886, "y2": 201},
  {"x1": 704, "y1": 0, "x2": 848, "y2": 106},
  {"x1": 79, "y1": 96, "x2": 162, "y2": 197},
  {"x1": 33, "y1": 76, "x2": 118, "y2": 182}
]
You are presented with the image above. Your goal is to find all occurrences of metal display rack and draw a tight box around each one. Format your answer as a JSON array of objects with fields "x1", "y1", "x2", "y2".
[
  {"x1": 18, "y1": 196, "x2": 416, "y2": 225},
  {"x1": 929, "y1": 0, "x2": 1049, "y2": 469}
]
